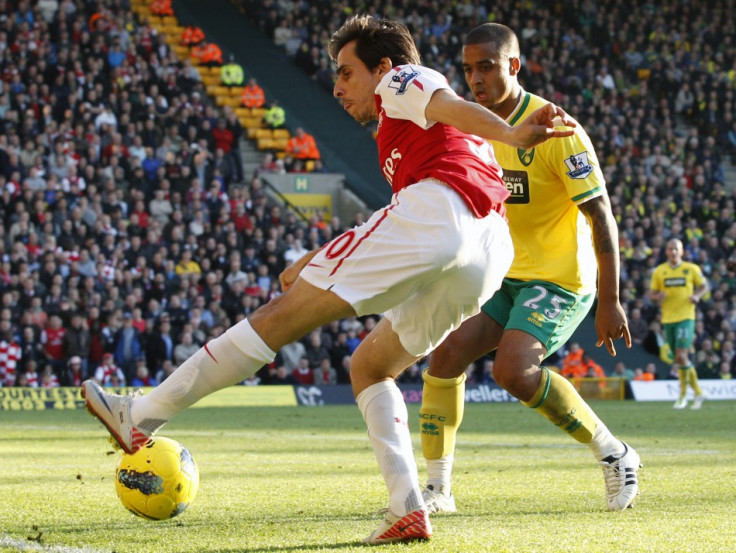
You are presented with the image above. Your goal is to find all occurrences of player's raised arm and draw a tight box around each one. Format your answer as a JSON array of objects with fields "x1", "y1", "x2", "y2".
[{"x1": 424, "y1": 89, "x2": 576, "y2": 149}]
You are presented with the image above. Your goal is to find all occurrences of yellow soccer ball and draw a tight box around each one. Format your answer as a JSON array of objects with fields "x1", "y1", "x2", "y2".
[{"x1": 115, "y1": 437, "x2": 199, "y2": 520}]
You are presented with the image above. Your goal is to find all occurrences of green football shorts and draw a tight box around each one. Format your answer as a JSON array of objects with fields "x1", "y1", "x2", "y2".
[
  {"x1": 482, "y1": 278, "x2": 595, "y2": 359},
  {"x1": 663, "y1": 319, "x2": 695, "y2": 352}
]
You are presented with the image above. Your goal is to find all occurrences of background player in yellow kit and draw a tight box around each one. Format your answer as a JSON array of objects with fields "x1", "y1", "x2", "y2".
[
  {"x1": 418, "y1": 23, "x2": 640, "y2": 514},
  {"x1": 649, "y1": 238, "x2": 709, "y2": 409}
]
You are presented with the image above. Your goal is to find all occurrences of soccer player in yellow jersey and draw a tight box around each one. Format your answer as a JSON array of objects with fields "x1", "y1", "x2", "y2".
[
  {"x1": 419, "y1": 23, "x2": 641, "y2": 514},
  {"x1": 649, "y1": 238, "x2": 709, "y2": 409}
]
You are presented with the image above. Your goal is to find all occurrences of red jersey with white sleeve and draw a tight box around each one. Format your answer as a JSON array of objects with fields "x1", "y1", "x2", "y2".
[{"x1": 374, "y1": 64, "x2": 508, "y2": 218}]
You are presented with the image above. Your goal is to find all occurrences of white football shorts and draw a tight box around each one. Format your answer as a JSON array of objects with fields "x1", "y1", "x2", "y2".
[{"x1": 299, "y1": 179, "x2": 513, "y2": 357}]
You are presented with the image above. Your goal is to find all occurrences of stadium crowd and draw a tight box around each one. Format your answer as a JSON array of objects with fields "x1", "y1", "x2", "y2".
[{"x1": 0, "y1": 0, "x2": 734, "y2": 391}]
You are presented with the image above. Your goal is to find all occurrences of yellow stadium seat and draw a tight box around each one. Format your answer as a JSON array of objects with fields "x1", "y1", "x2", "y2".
[
  {"x1": 225, "y1": 96, "x2": 241, "y2": 108},
  {"x1": 214, "y1": 86, "x2": 230, "y2": 97},
  {"x1": 305, "y1": 160, "x2": 316, "y2": 172},
  {"x1": 257, "y1": 137, "x2": 275, "y2": 150},
  {"x1": 202, "y1": 75, "x2": 221, "y2": 87},
  {"x1": 235, "y1": 107, "x2": 251, "y2": 118},
  {"x1": 250, "y1": 107, "x2": 267, "y2": 119},
  {"x1": 243, "y1": 117, "x2": 264, "y2": 129},
  {"x1": 255, "y1": 129, "x2": 273, "y2": 139},
  {"x1": 272, "y1": 129, "x2": 290, "y2": 140},
  {"x1": 206, "y1": 84, "x2": 219, "y2": 96},
  {"x1": 272, "y1": 138, "x2": 289, "y2": 151},
  {"x1": 162, "y1": 16, "x2": 178, "y2": 26},
  {"x1": 229, "y1": 86, "x2": 244, "y2": 97}
]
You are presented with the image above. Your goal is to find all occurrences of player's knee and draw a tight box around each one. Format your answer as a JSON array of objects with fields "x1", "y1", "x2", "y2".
[
  {"x1": 427, "y1": 336, "x2": 469, "y2": 379},
  {"x1": 493, "y1": 363, "x2": 537, "y2": 399}
]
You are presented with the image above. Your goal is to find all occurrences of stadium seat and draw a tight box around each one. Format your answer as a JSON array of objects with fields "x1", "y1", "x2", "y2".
[
  {"x1": 257, "y1": 137, "x2": 276, "y2": 150},
  {"x1": 243, "y1": 117, "x2": 265, "y2": 131},
  {"x1": 305, "y1": 160, "x2": 316, "y2": 172},
  {"x1": 229, "y1": 86, "x2": 244, "y2": 97},
  {"x1": 273, "y1": 129, "x2": 291, "y2": 140},
  {"x1": 250, "y1": 107, "x2": 267, "y2": 119},
  {"x1": 254, "y1": 129, "x2": 274, "y2": 140},
  {"x1": 272, "y1": 138, "x2": 289, "y2": 151}
]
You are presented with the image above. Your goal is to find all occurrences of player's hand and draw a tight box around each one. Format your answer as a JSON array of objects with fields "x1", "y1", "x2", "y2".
[
  {"x1": 594, "y1": 302, "x2": 632, "y2": 356},
  {"x1": 512, "y1": 103, "x2": 576, "y2": 149},
  {"x1": 279, "y1": 262, "x2": 301, "y2": 293},
  {"x1": 278, "y1": 248, "x2": 321, "y2": 293}
]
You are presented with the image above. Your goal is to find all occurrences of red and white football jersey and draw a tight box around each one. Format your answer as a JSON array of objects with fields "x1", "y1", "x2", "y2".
[{"x1": 374, "y1": 64, "x2": 508, "y2": 218}]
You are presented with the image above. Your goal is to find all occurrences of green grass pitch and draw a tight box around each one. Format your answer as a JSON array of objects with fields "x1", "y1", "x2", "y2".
[{"x1": 1, "y1": 400, "x2": 735, "y2": 552}]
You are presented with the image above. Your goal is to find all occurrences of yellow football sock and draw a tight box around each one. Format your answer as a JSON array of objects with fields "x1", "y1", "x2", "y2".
[
  {"x1": 676, "y1": 366, "x2": 688, "y2": 399},
  {"x1": 420, "y1": 370, "x2": 466, "y2": 460},
  {"x1": 686, "y1": 367, "x2": 702, "y2": 396},
  {"x1": 522, "y1": 367, "x2": 598, "y2": 443}
]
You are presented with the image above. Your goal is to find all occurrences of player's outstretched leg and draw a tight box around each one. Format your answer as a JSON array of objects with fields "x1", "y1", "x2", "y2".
[{"x1": 82, "y1": 319, "x2": 275, "y2": 453}]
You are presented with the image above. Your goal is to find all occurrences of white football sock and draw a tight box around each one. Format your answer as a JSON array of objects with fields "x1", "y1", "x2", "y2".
[
  {"x1": 356, "y1": 380, "x2": 423, "y2": 517},
  {"x1": 425, "y1": 454, "x2": 454, "y2": 493},
  {"x1": 588, "y1": 421, "x2": 626, "y2": 461},
  {"x1": 131, "y1": 319, "x2": 275, "y2": 427}
]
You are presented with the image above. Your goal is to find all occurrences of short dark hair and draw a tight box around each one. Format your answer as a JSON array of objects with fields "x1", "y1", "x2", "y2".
[
  {"x1": 328, "y1": 14, "x2": 420, "y2": 70},
  {"x1": 465, "y1": 23, "x2": 520, "y2": 58}
]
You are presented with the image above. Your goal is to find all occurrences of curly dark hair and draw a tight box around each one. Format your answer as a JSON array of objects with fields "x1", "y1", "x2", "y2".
[{"x1": 328, "y1": 14, "x2": 421, "y2": 70}]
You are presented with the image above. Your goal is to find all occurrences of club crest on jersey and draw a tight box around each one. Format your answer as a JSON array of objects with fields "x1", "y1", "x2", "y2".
[
  {"x1": 388, "y1": 66, "x2": 423, "y2": 95},
  {"x1": 564, "y1": 151, "x2": 594, "y2": 179},
  {"x1": 517, "y1": 148, "x2": 535, "y2": 166}
]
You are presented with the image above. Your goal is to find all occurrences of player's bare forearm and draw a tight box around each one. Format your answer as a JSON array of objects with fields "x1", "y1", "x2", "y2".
[
  {"x1": 424, "y1": 90, "x2": 575, "y2": 148},
  {"x1": 580, "y1": 195, "x2": 631, "y2": 355},
  {"x1": 279, "y1": 248, "x2": 320, "y2": 293}
]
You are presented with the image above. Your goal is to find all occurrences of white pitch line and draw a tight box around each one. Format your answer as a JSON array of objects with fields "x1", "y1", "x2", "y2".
[{"x1": 0, "y1": 536, "x2": 105, "y2": 553}]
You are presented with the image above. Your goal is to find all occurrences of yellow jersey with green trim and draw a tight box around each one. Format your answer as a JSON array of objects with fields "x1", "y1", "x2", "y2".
[
  {"x1": 491, "y1": 91, "x2": 604, "y2": 294},
  {"x1": 650, "y1": 261, "x2": 705, "y2": 323}
]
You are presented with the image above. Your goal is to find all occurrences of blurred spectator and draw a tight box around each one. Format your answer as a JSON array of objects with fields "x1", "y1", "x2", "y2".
[
  {"x1": 272, "y1": 363, "x2": 299, "y2": 385},
  {"x1": 191, "y1": 40, "x2": 223, "y2": 66},
  {"x1": 62, "y1": 312, "x2": 91, "y2": 369},
  {"x1": 583, "y1": 354, "x2": 607, "y2": 378},
  {"x1": 284, "y1": 127, "x2": 321, "y2": 161},
  {"x1": 131, "y1": 362, "x2": 158, "y2": 387},
  {"x1": 181, "y1": 25, "x2": 205, "y2": 48},
  {"x1": 314, "y1": 357, "x2": 337, "y2": 385},
  {"x1": 241, "y1": 77, "x2": 266, "y2": 108},
  {"x1": 114, "y1": 313, "x2": 143, "y2": 379},
  {"x1": 560, "y1": 342, "x2": 586, "y2": 379},
  {"x1": 61, "y1": 356, "x2": 86, "y2": 387},
  {"x1": 40, "y1": 364, "x2": 60, "y2": 388},
  {"x1": 220, "y1": 54, "x2": 245, "y2": 87},
  {"x1": 0, "y1": 330, "x2": 22, "y2": 387},
  {"x1": 262, "y1": 99, "x2": 285, "y2": 129},
  {"x1": 612, "y1": 361, "x2": 635, "y2": 381},
  {"x1": 292, "y1": 355, "x2": 314, "y2": 385},
  {"x1": 94, "y1": 352, "x2": 125, "y2": 387}
]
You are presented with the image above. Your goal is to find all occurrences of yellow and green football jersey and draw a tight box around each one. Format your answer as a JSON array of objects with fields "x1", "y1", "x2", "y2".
[
  {"x1": 491, "y1": 91, "x2": 605, "y2": 294},
  {"x1": 650, "y1": 261, "x2": 705, "y2": 323}
]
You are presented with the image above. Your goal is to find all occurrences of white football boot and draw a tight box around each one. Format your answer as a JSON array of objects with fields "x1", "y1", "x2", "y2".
[
  {"x1": 422, "y1": 485, "x2": 457, "y2": 514},
  {"x1": 82, "y1": 380, "x2": 154, "y2": 454},
  {"x1": 600, "y1": 442, "x2": 642, "y2": 511}
]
